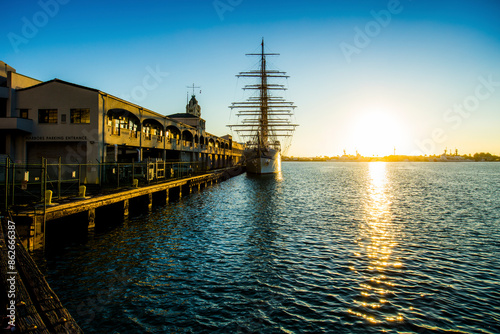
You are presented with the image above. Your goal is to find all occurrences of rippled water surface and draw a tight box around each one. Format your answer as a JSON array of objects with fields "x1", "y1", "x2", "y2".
[{"x1": 37, "y1": 162, "x2": 500, "y2": 333}]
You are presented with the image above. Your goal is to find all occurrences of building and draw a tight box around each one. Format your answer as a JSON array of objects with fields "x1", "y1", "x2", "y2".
[
  {"x1": 0, "y1": 61, "x2": 42, "y2": 161},
  {"x1": 0, "y1": 61, "x2": 244, "y2": 182}
]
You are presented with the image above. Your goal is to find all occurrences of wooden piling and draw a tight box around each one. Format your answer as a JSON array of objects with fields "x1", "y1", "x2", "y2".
[
  {"x1": 88, "y1": 208, "x2": 96, "y2": 230},
  {"x1": 123, "y1": 199, "x2": 129, "y2": 218},
  {"x1": 148, "y1": 193, "x2": 153, "y2": 211}
]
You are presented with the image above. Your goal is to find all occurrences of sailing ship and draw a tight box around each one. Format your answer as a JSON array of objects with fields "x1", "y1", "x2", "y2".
[{"x1": 228, "y1": 39, "x2": 298, "y2": 174}]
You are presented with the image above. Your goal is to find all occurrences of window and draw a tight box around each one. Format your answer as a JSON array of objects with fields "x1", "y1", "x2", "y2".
[
  {"x1": 153, "y1": 128, "x2": 163, "y2": 142},
  {"x1": 119, "y1": 118, "x2": 128, "y2": 129},
  {"x1": 20, "y1": 109, "x2": 29, "y2": 119},
  {"x1": 70, "y1": 108, "x2": 90, "y2": 124},
  {"x1": 38, "y1": 109, "x2": 58, "y2": 124},
  {"x1": 112, "y1": 119, "x2": 120, "y2": 135},
  {"x1": 129, "y1": 121, "x2": 139, "y2": 138},
  {"x1": 143, "y1": 125, "x2": 151, "y2": 140}
]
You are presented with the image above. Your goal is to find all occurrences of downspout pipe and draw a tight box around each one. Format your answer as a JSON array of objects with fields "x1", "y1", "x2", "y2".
[
  {"x1": 100, "y1": 93, "x2": 107, "y2": 185},
  {"x1": 101, "y1": 93, "x2": 107, "y2": 163},
  {"x1": 139, "y1": 108, "x2": 143, "y2": 162}
]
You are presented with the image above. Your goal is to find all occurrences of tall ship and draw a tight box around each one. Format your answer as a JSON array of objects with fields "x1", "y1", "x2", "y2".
[{"x1": 228, "y1": 39, "x2": 298, "y2": 174}]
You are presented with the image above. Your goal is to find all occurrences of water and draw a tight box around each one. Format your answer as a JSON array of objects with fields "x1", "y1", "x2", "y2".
[{"x1": 36, "y1": 162, "x2": 500, "y2": 333}]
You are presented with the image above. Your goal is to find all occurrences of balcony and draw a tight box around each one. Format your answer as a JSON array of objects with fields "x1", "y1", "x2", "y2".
[
  {"x1": 166, "y1": 138, "x2": 179, "y2": 150},
  {"x1": 182, "y1": 140, "x2": 193, "y2": 150},
  {"x1": 106, "y1": 127, "x2": 140, "y2": 146},
  {"x1": 0, "y1": 117, "x2": 33, "y2": 133}
]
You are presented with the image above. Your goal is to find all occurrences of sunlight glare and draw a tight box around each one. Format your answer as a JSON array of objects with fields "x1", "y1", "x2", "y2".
[
  {"x1": 349, "y1": 111, "x2": 406, "y2": 157},
  {"x1": 369, "y1": 161, "x2": 387, "y2": 189}
]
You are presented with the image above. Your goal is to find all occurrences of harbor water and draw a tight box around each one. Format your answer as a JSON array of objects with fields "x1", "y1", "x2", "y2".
[{"x1": 35, "y1": 162, "x2": 500, "y2": 333}]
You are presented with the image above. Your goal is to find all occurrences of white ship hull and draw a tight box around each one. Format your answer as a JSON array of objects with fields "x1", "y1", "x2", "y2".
[{"x1": 245, "y1": 148, "x2": 281, "y2": 174}]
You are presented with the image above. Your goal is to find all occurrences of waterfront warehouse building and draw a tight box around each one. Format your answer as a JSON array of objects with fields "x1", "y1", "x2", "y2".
[{"x1": 1, "y1": 61, "x2": 243, "y2": 182}]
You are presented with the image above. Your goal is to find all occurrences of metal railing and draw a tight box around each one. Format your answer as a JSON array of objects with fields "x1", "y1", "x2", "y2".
[{"x1": 1, "y1": 157, "x2": 208, "y2": 211}]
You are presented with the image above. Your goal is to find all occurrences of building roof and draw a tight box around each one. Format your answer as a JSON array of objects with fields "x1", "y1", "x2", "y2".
[
  {"x1": 0, "y1": 61, "x2": 16, "y2": 76},
  {"x1": 16, "y1": 78, "x2": 166, "y2": 120},
  {"x1": 168, "y1": 113, "x2": 200, "y2": 119},
  {"x1": 16, "y1": 78, "x2": 100, "y2": 93}
]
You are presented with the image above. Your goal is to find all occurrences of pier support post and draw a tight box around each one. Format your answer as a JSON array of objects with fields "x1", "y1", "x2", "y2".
[
  {"x1": 87, "y1": 208, "x2": 96, "y2": 239},
  {"x1": 148, "y1": 193, "x2": 153, "y2": 211},
  {"x1": 88, "y1": 208, "x2": 96, "y2": 230},
  {"x1": 166, "y1": 188, "x2": 169, "y2": 204},
  {"x1": 124, "y1": 199, "x2": 129, "y2": 218},
  {"x1": 15, "y1": 215, "x2": 41, "y2": 252}
]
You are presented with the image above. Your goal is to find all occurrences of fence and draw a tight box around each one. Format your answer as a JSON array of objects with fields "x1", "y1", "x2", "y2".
[{"x1": 1, "y1": 157, "x2": 207, "y2": 211}]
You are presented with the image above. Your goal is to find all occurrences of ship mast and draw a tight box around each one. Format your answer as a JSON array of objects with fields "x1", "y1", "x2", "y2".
[
  {"x1": 228, "y1": 39, "x2": 298, "y2": 150},
  {"x1": 260, "y1": 39, "x2": 269, "y2": 147}
]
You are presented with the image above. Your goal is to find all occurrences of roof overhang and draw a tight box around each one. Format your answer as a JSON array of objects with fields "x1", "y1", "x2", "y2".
[{"x1": 0, "y1": 117, "x2": 33, "y2": 133}]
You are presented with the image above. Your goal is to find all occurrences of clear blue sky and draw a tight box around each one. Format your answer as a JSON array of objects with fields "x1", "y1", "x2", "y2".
[{"x1": 3, "y1": 0, "x2": 500, "y2": 156}]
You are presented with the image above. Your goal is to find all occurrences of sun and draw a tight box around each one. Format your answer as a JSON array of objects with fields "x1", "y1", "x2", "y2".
[{"x1": 349, "y1": 111, "x2": 405, "y2": 157}]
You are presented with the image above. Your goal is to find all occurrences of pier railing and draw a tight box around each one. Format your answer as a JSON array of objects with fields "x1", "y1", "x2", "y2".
[{"x1": 1, "y1": 157, "x2": 208, "y2": 211}]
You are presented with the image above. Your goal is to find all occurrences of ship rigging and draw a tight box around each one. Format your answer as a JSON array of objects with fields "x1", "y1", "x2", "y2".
[{"x1": 228, "y1": 39, "x2": 298, "y2": 174}]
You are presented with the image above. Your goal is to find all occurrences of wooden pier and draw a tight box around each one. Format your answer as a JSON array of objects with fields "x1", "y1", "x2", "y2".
[
  {"x1": 11, "y1": 166, "x2": 245, "y2": 251},
  {"x1": 1, "y1": 165, "x2": 244, "y2": 333}
]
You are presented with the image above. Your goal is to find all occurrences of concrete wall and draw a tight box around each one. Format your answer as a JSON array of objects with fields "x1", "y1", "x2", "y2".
[
  {"x1": 0, "y1": 68, "x2": 43, "y2": 160},
  {"x1": 16, "y1": 81, "x2": 100, "y2": 164},
  {"x1": 8, "y1": 72, "x2": 43, "y2": 117}
]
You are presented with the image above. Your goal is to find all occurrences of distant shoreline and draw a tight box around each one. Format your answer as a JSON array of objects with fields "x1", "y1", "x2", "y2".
[
  {"x1": 283, "y1": 159, "x2": 499, "y2": 162},
  {"x1": 283, "y1": 154, "x2": 500, "y2": 163}
]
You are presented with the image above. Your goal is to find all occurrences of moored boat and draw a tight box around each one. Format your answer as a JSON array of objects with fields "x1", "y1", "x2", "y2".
[{"x1": 228, "y1": 39, "x2": 298, "y2": 174}]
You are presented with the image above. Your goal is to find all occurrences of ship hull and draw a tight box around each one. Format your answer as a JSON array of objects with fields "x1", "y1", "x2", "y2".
[{"x1": 245, "y1": 148, "x2": 281, "y2": 174}]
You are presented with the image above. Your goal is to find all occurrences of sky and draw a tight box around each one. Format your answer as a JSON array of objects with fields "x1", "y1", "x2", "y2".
[{"x1": 3, "y1": 0, "x2": 500, "y2": 157}]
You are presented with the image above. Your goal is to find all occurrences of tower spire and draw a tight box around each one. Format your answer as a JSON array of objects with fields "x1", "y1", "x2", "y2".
[{"x1": 187, "y1": 83, "x2": 200, "y2": 97}]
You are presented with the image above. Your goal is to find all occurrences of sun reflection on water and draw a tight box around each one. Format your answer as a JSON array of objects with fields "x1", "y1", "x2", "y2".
[{"x1": 349, "y1": 162, "x2": 405, "y2": 325}]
